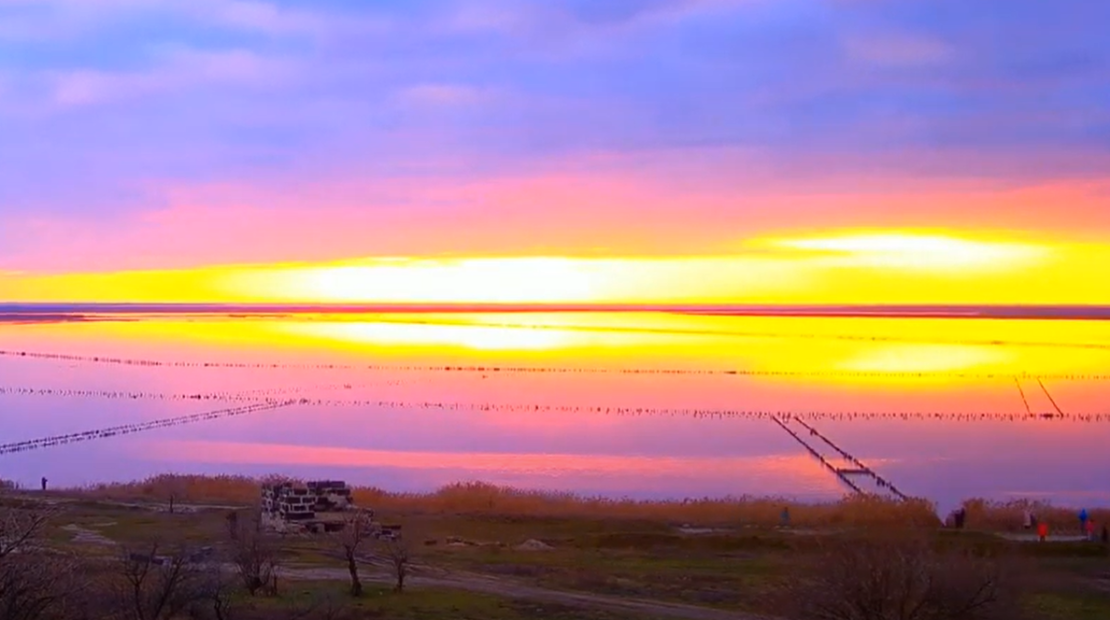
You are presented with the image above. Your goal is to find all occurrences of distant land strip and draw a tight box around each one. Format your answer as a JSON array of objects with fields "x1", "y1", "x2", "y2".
[
  {"x1": 4, "y1": 303, "x2": 1110, "y2": 320},
  {"x1": 3, "y1": 349, "x2": 1110, "y2": 381}
]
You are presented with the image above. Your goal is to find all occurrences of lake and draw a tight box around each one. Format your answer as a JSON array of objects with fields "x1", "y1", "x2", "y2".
[{"x1": 2, "y1": 310, "x2": 1108, "y2": 512}]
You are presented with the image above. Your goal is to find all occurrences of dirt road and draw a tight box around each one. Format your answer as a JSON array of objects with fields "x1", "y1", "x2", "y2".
[
  {"x1": 278, "y1": 563, "x2": 773, "y2": 620},
  {"x1": 50, "y1": 496, "x2": 771, "y2": 620}
]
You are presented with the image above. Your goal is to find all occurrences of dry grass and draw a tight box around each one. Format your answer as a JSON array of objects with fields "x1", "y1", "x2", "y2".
[
  {"x1": 960, "y1": 498, "x2": 1110, "y2": 534},
  {"x1": 68, "y1": 474, "x2": 946, "y2": 527},
  {"x1": 68, "y1": 475, "x2": 1110, "y2": 534}
]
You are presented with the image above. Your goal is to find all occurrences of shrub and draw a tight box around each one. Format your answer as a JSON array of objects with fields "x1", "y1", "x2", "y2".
[{"x1": 784, "y1": 534, "x2": 1022, "y2": 620}]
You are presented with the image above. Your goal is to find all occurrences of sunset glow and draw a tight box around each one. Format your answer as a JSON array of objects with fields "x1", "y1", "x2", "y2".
[
  {"x1": 1, "y1": 1, "x2": 1105, "y2": 305},
  {"x1": 770, "y1": 231, "x2": 1048, "y2": 273},
  {"x1": 3, "y1": 229, "x2": 1107, "y2": 305},
  {"x1": 5, "y1": 0, "x2": 1110, "y2": 590}
]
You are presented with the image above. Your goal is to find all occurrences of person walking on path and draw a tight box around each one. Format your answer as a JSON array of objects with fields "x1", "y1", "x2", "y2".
[
  {"x1": 780, "y1": 506, "x2": 791, "y2": 528},
  {"x1": 1079, "y1": 508, "x2": 1089, "y2": 535},
  {"x1": 40, "y1": 476, "x2": 47, "y2": 492},
  {"x1": 1037, "y1": 521, "x2": 1049, "y2": 542}
]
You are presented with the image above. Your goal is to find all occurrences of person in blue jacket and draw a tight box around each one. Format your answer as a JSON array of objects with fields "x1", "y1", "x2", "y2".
[{"x1": 1079, "y1": 508, "x2": 1089, "y2": 534}]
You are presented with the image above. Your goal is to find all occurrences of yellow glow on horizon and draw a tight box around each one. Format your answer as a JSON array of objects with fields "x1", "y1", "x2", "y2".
[
  {"x1": 7, "y1": 313, "x2": 1110, "y2": 393},
  {"x1": 2, "y1": 228, "x2": 1108, "y2": 305},
  {"x1": 282, "y1": 321, "x2": 579, "y2": 351},
  {"x1": 838, "y1": 343, "x2": 1009, "y2": 374},
  {"x1": 233, "y1": 258, "x2": 604, "y2": 304},
  {"x1": 769, "y1": 231, "x2": 1047, "y2": 272}
]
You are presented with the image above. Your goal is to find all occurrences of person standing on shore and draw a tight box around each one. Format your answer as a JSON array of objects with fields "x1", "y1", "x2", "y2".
[
  {"x1": 954, "y1": 506, "x2": 967, "y2": 529},
  {"x1": 1078, "y1": 508, "x2": 1089, "y2": 535},
  {"x1": 40, "y1": 476, "x2": 47, "y2": 492},
  {"x1": 1037, "y1": 521, "x2": 1049, "y2": 542}
]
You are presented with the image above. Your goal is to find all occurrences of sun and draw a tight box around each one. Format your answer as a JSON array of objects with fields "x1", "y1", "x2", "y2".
[{"x1": 227, "y1": 257, "x2": 604, "y2": 304}]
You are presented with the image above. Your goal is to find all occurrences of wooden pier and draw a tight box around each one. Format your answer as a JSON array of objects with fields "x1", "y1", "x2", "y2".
[
  {"x1": 770, "y1": 416, "x2": 865, "y2": 494},
  {"x1": 772, "y1": 415, "x2": 908, "y2": 500},
  {"x1": 1037, "y1": 379, "x2": 1067, "y2": 417}
]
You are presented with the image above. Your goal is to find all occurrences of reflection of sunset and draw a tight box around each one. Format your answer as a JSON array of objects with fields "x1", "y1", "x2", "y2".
[
  {"x1": 4, "y1": 0, "x2": 1108, "y2": 512},
  {"x1": 5, "y1": 314, "x2": 1110, "y2": 383},
  {"x1": 838, "y1": 344, "x2": 1009, "y2": 374},
  {"x1": 3, "y1": 312, "x2": 1110, "y2": 505},
  {"x1": 140, "y1": 440, "x2": 842, "y2": 487},
  {"x1": 280, "y1": 321, "x2": 580, "y2": 352}
]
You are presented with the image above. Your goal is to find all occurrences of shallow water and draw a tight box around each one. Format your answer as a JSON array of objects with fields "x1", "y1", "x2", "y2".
[{"x1": 1, "y1": 312, "x2": 1109, "y2": 511}]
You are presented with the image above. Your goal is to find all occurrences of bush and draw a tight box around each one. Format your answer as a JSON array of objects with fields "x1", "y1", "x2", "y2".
[{"x1": 785, "y1": 534, "x2": 1022, "y2": 620}]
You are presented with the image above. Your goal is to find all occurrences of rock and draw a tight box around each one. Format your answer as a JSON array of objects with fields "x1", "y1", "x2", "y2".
[{"x1": 515, "y1": 539, "x2": 553, "y2": 551}]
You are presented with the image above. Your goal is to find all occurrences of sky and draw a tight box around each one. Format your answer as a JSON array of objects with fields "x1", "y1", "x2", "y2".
[{"x1": 1, "y1": 0, "x2": 1108, "y2": 304}]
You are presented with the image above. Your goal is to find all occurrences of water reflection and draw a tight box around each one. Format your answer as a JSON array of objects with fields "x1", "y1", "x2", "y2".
[{"x1": 0, "y1": 312, "x2": 1108, "y2": 509}]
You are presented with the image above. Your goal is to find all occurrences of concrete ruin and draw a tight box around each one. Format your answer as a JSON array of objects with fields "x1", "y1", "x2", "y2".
[{"x1": 259, "y1": 480, "x2": 400, "y2": 538}]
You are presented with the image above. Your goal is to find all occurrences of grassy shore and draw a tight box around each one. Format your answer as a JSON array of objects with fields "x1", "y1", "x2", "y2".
[
  {"x1": 7, "y1": 474, "x2": 1108, "y2": 619},
  {"x1": 69, "y1": 473, "x2": 1110, "y2": 532}
]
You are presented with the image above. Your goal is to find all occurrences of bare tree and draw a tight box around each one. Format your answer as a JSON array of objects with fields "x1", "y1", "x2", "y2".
[
  {"x1": 0, "y1": 502, "x2": 77, "y2": 620},
  {"x1": 188, "y1": 565, "x2": 238, "y2": 620},
  {"x1": 786, "y1": 535, "x2": 1019, "y2": 620},
  {"x1": 116, "y1": 543, "x2": 206, "y2": 620},
  {"x1": 0, "y1": 554, "x2": 77, "y2": 620},
  {"x1": 228, "y1": 510, "x2": 279, "y2": 596},
  {"x1": 380, "y1": 538, "x2": 411, "y2": 593},
  {"x1": 336, "y1": 510, "x2": 375, "y2": 597},
  {"x1": 0, "y1": 502, "x2": 53, "y2": 560}
]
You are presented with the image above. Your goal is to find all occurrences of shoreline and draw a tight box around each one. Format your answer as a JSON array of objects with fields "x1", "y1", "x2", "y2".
[{"x1": 11, "y1": 473, "x2": 1105, "y2": 533}]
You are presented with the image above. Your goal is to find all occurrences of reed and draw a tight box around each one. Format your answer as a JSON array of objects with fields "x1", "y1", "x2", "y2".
[
  {"x1": 960, "y1": 497, "x2": 1110, "y2": 534},
  {"x1": 68, "y1": 474, "x2": 945, "y2": 527}
]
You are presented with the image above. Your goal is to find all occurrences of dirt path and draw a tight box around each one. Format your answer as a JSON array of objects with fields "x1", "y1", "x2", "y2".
[
  {"x1": 35, "y1": 497, "x2": 769, "y2": 620},
  {"x1": 62, "y1": 523, "x2": 117, "y2": 546},
  {"x1": 14, "y1": 494, "x2": 245, "y2": 513},
  {"x1": 278, "y1": 564, "x2": 773, "y2": 620}
]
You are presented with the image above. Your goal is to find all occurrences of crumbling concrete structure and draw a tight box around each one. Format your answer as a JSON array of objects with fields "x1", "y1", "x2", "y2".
[{"x1": 259, "y1": 480, "x2": 399, "y2": 538}]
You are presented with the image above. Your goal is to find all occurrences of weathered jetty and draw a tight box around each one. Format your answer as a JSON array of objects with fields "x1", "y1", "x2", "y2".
[
  {"x1": 1037, "y1": 379, "x2": 1067, "y2": 417},
  {"x1": 771, "y1": 416, "x2": 865, "y2": 494},
  {"x1": 772, "y1": 415, "x2": 908, "y2": 500}
]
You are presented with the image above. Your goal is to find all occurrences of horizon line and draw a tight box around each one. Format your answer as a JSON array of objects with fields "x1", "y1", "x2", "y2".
[{"x1": 3, "y1": 302, "x2": 1110, "y2": 321}]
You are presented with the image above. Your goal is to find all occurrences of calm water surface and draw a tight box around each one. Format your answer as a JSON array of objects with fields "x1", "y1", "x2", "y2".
[{"x1": 1, "y1": 312, "x2": 1109, "y2": 511}]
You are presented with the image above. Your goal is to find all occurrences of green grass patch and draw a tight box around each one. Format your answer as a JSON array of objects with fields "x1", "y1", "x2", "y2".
[{"x1": 1027, "y1": 592, "x2": 1110, "y2": 620}]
